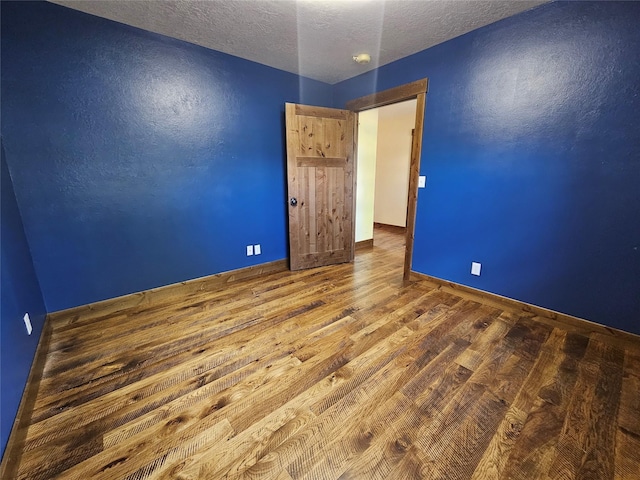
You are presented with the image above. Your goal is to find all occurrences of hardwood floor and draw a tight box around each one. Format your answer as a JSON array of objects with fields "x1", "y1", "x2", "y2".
[{"x1": 10, "y1": 229, "x2": 640, "y2": 479}]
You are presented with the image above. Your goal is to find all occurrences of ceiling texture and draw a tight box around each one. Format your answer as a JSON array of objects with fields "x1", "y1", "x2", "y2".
[{"x1": 49, "y1": 0, "x2": 548, "y2": 84}]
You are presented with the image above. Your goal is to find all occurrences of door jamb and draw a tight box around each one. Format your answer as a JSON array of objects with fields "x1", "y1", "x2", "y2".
[{"x1": 345, "y1": 78, "x2": 428, "y2": 284}]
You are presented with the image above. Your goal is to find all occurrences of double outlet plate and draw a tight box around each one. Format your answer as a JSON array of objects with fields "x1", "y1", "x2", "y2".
[{"x1": 247, "y1": 244, "x2": 261, "y2": 256}]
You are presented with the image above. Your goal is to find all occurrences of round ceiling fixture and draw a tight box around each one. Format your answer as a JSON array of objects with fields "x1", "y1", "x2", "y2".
[{"x1": 353, "y1": 53, "x2": 371, "y2": 65}]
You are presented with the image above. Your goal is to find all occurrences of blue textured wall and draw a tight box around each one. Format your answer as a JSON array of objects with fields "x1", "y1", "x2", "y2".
[
  {"x1": 1, "y1": 141, "x2": 47, "y2": 456},
  {"x1": 335, "y1": 1, "x2": 640, "y2": 334},
  {"x1": 1, "y1": 1, "x2": 332, "y2": 312}
]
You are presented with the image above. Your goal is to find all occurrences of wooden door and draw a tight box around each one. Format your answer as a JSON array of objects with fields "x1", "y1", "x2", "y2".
[{"x1": 285, "y1": 103, "x2": 356, "y2": 271}]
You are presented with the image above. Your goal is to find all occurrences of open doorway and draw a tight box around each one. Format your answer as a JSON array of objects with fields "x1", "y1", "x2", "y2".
[
  {"x1": 355, "y1": 99, "x2": 417, "y2": 264},
  {"x1": 346, "y1": 79, "x2": 428, "y2": 283}
]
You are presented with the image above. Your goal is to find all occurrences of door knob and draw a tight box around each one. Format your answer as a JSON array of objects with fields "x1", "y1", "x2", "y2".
[{"x1": 290, "y1": 197, "x2": 298, "y2": 207}]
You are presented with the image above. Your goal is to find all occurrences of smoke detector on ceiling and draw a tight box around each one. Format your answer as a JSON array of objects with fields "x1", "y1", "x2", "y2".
[{"x1": 352, "y1": 53, "x2": 371, "y2": 65}]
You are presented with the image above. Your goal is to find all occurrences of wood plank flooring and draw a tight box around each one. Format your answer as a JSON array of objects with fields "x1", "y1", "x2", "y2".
[{"x1": 11, "y1": 227, "x2": 640, "y2": 479}]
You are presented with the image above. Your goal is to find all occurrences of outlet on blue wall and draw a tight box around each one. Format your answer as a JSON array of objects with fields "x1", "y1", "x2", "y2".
[{"x1": 334, "y1": 1, "x2": 640, "y2": 334}]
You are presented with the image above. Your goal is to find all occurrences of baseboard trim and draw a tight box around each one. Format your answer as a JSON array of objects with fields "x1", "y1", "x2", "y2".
[
  {"x1": 410, "y1": 270, "x2": 640, "y2": 349},
  {"x1": 49, "y1": 259, "x2": 289, "y2": 328},
  {"x1": 0, "y1": 317, "x2": 53, "y2": 478},
  {"x1": 355, "y1": 239, "x2": 374, "y2": 251},
  {"x1": 373, "y1": 222, "x2": 406, "y2": 234}
]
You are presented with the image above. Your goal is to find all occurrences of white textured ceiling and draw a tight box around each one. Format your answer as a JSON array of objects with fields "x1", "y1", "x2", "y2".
[{"x1": 49, "y1": 0, "x2": 548, "y2": 84}]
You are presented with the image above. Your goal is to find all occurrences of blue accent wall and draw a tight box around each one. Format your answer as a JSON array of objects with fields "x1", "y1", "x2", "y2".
[
  {"x1": 1, "y1": 141, "x2": 47, "y2": 456},
  {"x1": 1, "y1": 1, "x2": 332, "y2": 312},
  {"x1": 335, "y1": 1, "x2": 640, "y2": 334}
]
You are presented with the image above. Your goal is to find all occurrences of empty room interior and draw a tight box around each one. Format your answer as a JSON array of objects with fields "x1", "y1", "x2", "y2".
[{"x1": 1, "y1": 1, "x2": 639, "y2": 479}]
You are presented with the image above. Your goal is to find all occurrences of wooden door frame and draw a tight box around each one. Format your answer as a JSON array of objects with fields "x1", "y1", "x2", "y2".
[{"x1": 345, "y1": 78, "x2": 428, "y2": 284}]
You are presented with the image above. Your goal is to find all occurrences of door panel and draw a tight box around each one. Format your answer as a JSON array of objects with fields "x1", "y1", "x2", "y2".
[{"x1": 285, "y1": 103, "x2": 355, "y2": 271}]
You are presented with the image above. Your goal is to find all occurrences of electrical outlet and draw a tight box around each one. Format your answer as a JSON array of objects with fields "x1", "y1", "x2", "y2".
[
  {"x1": 254, "y1": 244, "x2": 261, "y2": 255},
  {"x1": 23, "y1": 313, "x2": 32, "y2": 335},
  {"x1": 418, "y1": 175, "x2": 426, "y2": 188},
  {"x1": 471, "y1": 262, "x2": 481, "y2": 276},
  {"x1": 246, "y1": 245, "x2": 254, "y2": 256}
]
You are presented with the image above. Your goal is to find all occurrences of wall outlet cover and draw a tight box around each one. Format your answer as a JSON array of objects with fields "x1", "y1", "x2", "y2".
[
  {"x1": 23, "y1": 313, "x2": 32, "y2": 335},
  {"x1": 254, "y1": 244, "x2": 261, "y2": 255},
  {"x1": 246, "y1": 245, "x2": 254, "y2": 256},
  {"x1": 471, "y1": 262, "x2": 482, "y2": 276},
  {"x1": 418, "y1": 175, "x2": 426, "y2": 188}
]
